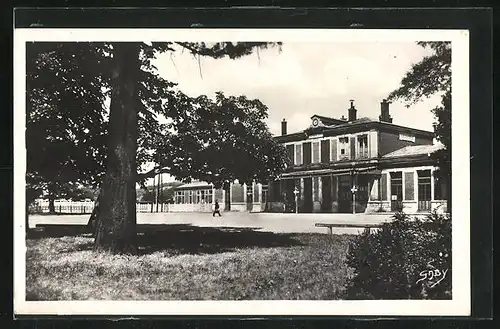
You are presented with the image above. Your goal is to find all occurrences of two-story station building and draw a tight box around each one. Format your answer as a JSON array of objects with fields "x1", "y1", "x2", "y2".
[
  {"x1": 171, "y1": 99, "x2": 448, "y2": 214},
  {"x1": 265, "y1": 99, "x2": 448, "y2": 214}
]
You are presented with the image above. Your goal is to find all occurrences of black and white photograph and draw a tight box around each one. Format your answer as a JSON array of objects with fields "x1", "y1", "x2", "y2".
[{"x1": 14, "y1": 27, "x2": 470, "y2": 316}]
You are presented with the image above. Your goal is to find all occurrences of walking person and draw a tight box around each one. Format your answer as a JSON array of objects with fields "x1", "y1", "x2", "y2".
[{"x1": 213, "y1": 199, "x2": 222, "y2": 217}]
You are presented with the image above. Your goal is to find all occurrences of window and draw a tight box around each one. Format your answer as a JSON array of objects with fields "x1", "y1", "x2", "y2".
[
  {"x1": 418, "y1": 170, "x2": 432, "y2": 211},
  {"x1": 175, "y1": 191, "x2": 185, "y2": 204},
  {"x1": 312, "y1": 142, "x2": 320, "y2": 163},
  {"x1": 357, "y1": 134, "x2": 368, "y2": 159},
  {"x1": 205, "y1": 189, "x2": 213, "y2": 203},
  {"x1": 418, "y1": 170, "x2": 431, "y2": 200},
  {"x1": 339, "y1": 137, "x2": 349, "y2": 159},
  {"x1": 188, "y1": 191, "x2": 193, "y2": 204},
  {"x1": 198, "y1": 189, "x2": 212, "y2": 204}
]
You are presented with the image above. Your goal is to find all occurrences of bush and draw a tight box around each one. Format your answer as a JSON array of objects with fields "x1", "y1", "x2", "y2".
[{"x1": 345, "y1": 211, "x2": 451, "y2": 299}]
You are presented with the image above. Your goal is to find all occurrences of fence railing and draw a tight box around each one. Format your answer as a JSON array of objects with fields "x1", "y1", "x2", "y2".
[{"x1": 29, "y1": 201, "x2": 171, "y2": 214}]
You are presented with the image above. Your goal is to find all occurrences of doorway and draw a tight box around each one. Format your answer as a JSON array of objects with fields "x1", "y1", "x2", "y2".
[
  {"x1": 338, "y1": 175, "x2": 352, "y2": 213},
  {"x1": 390, "y1": 172, "x2": 403, "y2": 211}
]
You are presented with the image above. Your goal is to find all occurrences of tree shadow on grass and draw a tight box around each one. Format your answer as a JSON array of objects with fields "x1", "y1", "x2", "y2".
[
  {"x1": 135, "y1": 224, "x2": 305, "y2": 255},
  {"x1": 27, "y1": 224, "x2": 306, "y2": 255},
  {"x1": 27, "y1": 225, "x2": 91, "y2": 239}
]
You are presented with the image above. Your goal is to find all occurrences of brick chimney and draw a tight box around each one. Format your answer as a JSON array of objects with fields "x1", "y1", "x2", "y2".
[
  {"x1": 379, "y1": 99, "x2": 393, "y2": 123},
  {"x1": 348, "y1": 99, "x2": 357, "y2": 121},
  {"x1": 281, "y1": 118, "x2": 287, "y2": 135}
]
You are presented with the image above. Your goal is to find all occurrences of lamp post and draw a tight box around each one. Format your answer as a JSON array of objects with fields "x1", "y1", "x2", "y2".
[
  {"x1": 293, "y1": 187, "x2": 299, "y2": 214},
  {"x1": 349, "y1": 168, "x2": 356, "y2": 214},
  {"x1": 351, "y1": 185, "x2": 358, "y2": 214}
]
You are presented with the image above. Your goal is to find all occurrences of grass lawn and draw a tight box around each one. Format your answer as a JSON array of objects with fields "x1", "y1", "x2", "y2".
[{"x1": 26, "y1": 225, "x2": 355, "y2": 300}]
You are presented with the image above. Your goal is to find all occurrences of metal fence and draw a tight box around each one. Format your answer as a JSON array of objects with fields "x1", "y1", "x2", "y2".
[{"x1": 29, "y1": 200, "x2": 171, "y2": 214}]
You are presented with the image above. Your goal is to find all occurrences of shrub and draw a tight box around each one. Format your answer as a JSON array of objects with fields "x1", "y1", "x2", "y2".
[{"x1": 345, "y1": 211, "x2": 451, "y2": 299}]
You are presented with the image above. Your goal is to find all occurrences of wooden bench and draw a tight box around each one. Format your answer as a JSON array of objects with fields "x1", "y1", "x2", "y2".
[{"x1": 315, "y1": 223, "x2": 382, "y2": 235}]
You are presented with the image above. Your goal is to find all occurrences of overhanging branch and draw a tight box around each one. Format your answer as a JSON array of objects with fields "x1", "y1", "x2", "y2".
[{"x1": 136, "y1": 166, "x2": 171, "y2": 181}]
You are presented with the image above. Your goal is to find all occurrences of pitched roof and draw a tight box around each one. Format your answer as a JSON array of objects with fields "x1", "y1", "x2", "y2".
[
  {"x1": 383, "y1": 144, "x2": 445, "y2": 158},
  {"x1": 334, "y1": 117, "x2": 376, "y2": 126},
  {"x1": 276, "y1": 115, "x2": 435, "y2": 143},
  {"x1": 311, "y1": 114, "x2": 346, "y2": 126}
]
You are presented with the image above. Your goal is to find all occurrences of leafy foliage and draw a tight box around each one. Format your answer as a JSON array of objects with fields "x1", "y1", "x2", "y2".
[
  {"x1": 26, "y1": 42, "x2": 110, "y2": 200},
  {"x1": 387, "y1": 41, "x2": 451, "y2": 105},
  {"x1": 387, "y1": 41, "x2": 452, "y2": 212},
  {"x1": 158, "y1": 91, "x2": 287, "y2": 188},
  {"x1": 174, "y1": 42, "x2": 282, "y2": 60},
  {"x1": 431, "y1": 90, "x2": 451, "y2": 150},
  {"x1": 27, "y1": 41, "x2": 284, "y2": 193},
  {"x1": 387, "y1": 41, "x2": 451, "y2": 153},
  {"x1": 345, "y1": 211, "x2": 452, "y2": 299}
]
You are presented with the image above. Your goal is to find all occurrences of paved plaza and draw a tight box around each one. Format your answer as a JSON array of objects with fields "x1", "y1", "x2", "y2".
[{"x1": 29, "y1": 211, "x2": 395, "y2": 235}]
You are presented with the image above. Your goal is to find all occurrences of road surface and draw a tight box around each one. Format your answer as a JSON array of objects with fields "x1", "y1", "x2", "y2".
[{"x1": 29, "y1": 212, "x2": 395, "y2": 235}]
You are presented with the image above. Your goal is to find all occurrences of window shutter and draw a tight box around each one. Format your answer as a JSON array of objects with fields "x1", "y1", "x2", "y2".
[
  {"x1": 350, "y1": 136, "x2": 356, "y2": 160},
  {"x1": 331, "y1": 138, "x2": 337, "y2": 162},
  {"x1": 321, "y1": 139, "x2": 330, "y2": 162},
  {"x1": 286, "y1": 144, "x2": 294, "y2": 165},
  {"x1": 380, "y1": 173, "x2": 387, "y2": 201},
  {"x1": 404, "y1": 172, "x2": 414, "y2": 200}
]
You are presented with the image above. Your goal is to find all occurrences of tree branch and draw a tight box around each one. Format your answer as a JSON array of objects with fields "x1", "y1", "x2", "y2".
[{"x1": 136, "y1": 166, "x2": 172, "y2": 181}]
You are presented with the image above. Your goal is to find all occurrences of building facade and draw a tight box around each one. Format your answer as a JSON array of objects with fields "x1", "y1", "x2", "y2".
[
  {"x1": 171, "y1": 180, "x2": 265, "y2": 212},
  {"x1": 266, "y1": 99, "x2": 448, "y2": 214}
]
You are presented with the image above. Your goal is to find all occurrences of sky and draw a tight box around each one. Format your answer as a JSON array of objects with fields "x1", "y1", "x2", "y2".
[
  {"x1": 152, "y1": 41, "x2": 442, "y2": 137},
  {"x1": 147, "y1": 41, "x2": 442, "y2": 185}
]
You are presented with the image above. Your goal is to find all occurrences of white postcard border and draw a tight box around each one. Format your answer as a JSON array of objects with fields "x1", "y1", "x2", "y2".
[{"x1": 14, "y1": 28, "x2": 470, "y2": 316}]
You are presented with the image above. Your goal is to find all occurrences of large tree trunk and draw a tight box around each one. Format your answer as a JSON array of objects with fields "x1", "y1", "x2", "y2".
[
  {"x1": 87, "y1": 188, "x2": 101, "y2": 232},
  {"x1": 94, "y1": 43, "x2": 140, "y2": 254}
]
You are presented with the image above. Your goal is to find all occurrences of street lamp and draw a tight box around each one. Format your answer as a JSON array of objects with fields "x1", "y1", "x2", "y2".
[{"x1": 293, "y1": 187, "x2": 299, "y2": 214}]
